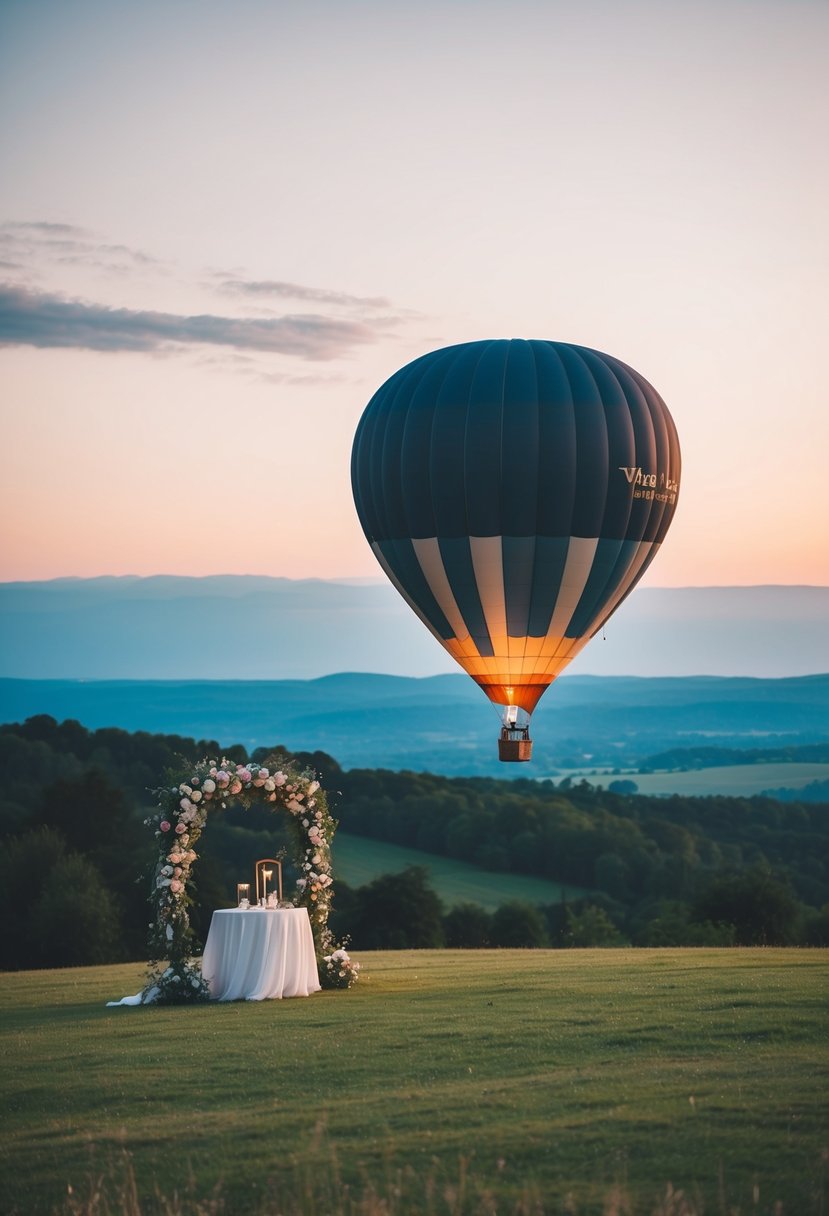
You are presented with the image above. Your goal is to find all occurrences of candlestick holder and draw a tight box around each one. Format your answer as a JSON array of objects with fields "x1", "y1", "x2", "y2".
[{"x1": 255, "y1": 858, "x2": 283, "y2": 904}]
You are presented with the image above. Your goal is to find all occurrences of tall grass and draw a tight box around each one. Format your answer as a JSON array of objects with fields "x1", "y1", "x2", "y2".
[{"x1": 3, "y1": 949, "x2": 828, "y2": 1215}]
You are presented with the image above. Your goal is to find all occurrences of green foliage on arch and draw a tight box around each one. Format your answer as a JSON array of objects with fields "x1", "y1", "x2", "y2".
[{"x1": 145, "y1": 754, "x2": 356, "y2": 1003}]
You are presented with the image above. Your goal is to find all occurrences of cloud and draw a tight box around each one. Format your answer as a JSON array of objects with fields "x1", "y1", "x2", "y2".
[
  {"x1": 0, "y1": 284, "x2": 382, "y2": 360},
  {"x1": 0, "y1": 221, "x2": 161, "y2": 275},
  {"x1": 4, "y1": 221, "x2": 88, "y2": 237},
  {"x1": 217, "y1": 277, "x2": 391, "y2": 310}
]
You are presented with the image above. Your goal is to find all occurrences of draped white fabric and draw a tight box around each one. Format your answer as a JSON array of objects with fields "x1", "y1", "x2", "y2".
[{"x1": 201, "y1": 907, "x2": 321, "y2": 1001}]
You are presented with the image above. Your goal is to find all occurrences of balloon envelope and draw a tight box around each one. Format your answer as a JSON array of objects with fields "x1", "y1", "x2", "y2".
[{"x1": 351, "y1": 339, "x2": 680, "y2": 714}]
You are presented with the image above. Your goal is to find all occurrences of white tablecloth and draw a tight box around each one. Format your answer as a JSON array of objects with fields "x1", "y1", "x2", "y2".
[{"x1": 201, "y1": 907, "x2": 321, "y2": 1001}]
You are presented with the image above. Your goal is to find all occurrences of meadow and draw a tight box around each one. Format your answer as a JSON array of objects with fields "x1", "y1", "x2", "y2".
[
  {"x1": 567, "y1": 762, "x2": 829, "y2": 798},
  {"x1": 332, "y1": 833, "x2": 590, "y2": 908},
  {"x1": 2, "y1": 949, "x2": 828, "y2": 1215}
]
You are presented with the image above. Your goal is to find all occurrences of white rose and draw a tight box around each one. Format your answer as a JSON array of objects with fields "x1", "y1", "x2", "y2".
[
  {"x1": 190, "y1": 790, "x2": 202, "y2": 802},
  {"x1": 202, "y1": 779, "x2": 216, "y2": 794}
]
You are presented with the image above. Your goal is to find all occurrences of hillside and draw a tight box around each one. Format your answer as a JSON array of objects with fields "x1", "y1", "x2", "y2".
[
  {"x1": 2, "y1": 671, "x2": 827, "y2": 776},
  {"x1": 1, "y1": 576, "x2": 827, "y2": 679},
  {"x1": 2, "y1": 716, "x2": 827, "y2": 967}
]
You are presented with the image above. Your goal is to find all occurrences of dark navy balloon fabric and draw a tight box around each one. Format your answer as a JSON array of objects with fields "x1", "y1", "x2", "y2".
[{"x1": 352, "y1": 339, "x2": 680, "y2": 712}]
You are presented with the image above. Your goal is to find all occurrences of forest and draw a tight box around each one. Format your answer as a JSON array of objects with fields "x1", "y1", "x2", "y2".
[{"x1": 1, "y1": 714, "x2": 827, "y2": 970}]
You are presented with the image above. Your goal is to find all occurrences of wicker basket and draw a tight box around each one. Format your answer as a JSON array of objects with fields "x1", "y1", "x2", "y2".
[{"x1": 498, "y1": 737, "x2": 533, "y2": 762}]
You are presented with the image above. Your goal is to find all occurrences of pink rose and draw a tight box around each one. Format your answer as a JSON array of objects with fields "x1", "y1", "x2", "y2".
[
  {"x1": 175, "y1": 823, "x2": 186, "y2": 834},
  {"x1": 160, "y1": 821, "x2": 171, "y2": 832},
  {"x1": 274, "y1": 772, "x2": 287, "y2": 787},
  {"x1": 170, "y1": 880, "x2": 183, "y2": 894},
  {"x1": 229, "y1": 780, "x2": 242, "y2": 795},
  {"x1": 173, "y1": 867, "x2": 182, "y2": 878}
]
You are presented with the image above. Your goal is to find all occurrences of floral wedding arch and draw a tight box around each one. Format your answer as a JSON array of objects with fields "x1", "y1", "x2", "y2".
[{"x1": 144, "y1": 755, "x2": 358, "y2": 1003}]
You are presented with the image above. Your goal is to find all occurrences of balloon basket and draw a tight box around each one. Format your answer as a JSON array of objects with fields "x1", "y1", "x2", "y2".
[{"x1": 498, "y1": 731, "x2": 533, "y2": 762}]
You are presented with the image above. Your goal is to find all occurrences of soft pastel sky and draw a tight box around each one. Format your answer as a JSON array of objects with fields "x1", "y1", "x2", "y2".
[{"x1": 1, "y1": 0, "x2": 827, "y2": 587}]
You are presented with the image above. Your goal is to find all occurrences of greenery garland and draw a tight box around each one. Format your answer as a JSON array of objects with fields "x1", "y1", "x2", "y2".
[{"x1": 143, "y1": 755, "x2": 358, "y2": 1003}]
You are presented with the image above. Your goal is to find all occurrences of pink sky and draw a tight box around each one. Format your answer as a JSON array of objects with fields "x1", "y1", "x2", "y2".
[{"x1": 1, "y1": 0, "x2": 827, "y2": 587}]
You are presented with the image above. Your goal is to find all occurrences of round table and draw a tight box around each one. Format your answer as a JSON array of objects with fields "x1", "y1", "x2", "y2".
[{"x1": 201, "y1": 907, "x2": 321, "y2": 1001}]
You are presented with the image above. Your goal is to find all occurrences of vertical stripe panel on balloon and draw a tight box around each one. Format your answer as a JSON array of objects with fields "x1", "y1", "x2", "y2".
[
  {"x1": 547, "y1": 536, "x2": 600, "y2": 640},
  {"x1": 411, "y1": 538, "x2": 471, "y2": 642},
  {"x1": 531, "y1": 342, "x2": 577, "y2": 536},
  {"x1": 501, "y1": 341, "x2": 540, "y2": 536},
  {"x1": 525, "y1": 536, "x2": 571, "y2": 638},
  {"x1": 566, "y1": 537, "x2": 630, "y2": 637},
  {"x1": 572, "y1": 536, "x2": 642, "y2": 638},
  {"x1": 589, "y1": 539, "x2": 658, "y2": 635},
  {"x1": 375, "y1": 538, "x2": 455, "y2": 640},
  {"x1": 606, "y1": 355, "x2": 660, "y2": 544},
  {"x1": 502, "y1": 535, "x2": 537, "y2": 639},
  {"x1": 364, "y1": 367, "x2": 411, "y2": 542},
  {"x1": 559, "y1": 346, "x2": 609, "y2": 537},
  {"x1": 371, "y1": 542, "x2": 447, "y2": 647},
  {"x1": 469, "y1": 536, "x2": 509, "y2": 660},
  {"x1": 578, "y1": 348, "x2": 638, "y2": 541},
  {"x1": 430, "y1": 344, "x2": 484, "y2": 538},
  {"x1": 463, "y1": 342, "x2": 510, "y2": 537},
  {"x1": 399, "y1": 351, "x2": 455, "y2": 539},
  {"x1": 377, "y1": 363, "x2": 424, "y2": 542},
  {"x1": 624, "y1": 362, "x2": 674, "y2": 545},
  {"x1": 439, "y1": 536, "x2": 494, "y2": 657}
]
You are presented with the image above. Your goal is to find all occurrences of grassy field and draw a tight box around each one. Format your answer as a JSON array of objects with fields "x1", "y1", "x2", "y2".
[
  {"x1": 2, "y1": 950, "x2": 828, "y2": 1215},
  {"x1": 570, "y1": 762, "x2": 829, "y2": 798},
  {"x1": 332, "y1": 832, "x2": 590, "y2": 907}
]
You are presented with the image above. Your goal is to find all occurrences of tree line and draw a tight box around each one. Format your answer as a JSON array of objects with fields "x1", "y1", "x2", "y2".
[{"x1": 1, "y1": 715, "x2": 827, "y2": 969}]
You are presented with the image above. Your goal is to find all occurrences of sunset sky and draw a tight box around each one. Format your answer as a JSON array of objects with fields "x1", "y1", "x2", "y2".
[{"x1": 1, "y1": 0, "x2": 827, "y2": 587}]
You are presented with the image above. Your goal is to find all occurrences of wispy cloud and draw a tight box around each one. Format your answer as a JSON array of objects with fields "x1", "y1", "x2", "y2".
[
  {"x1": 0, "y1": 221, "x2": 162, "y2": 276},
  {"x1": 217, "y1": 277, "x2": 391, "y2": 310},
  {"x1": 0, "y1": 284, "x2": 381, "y2": 360}
]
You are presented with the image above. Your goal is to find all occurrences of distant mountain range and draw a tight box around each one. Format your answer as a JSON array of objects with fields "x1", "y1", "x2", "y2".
[
  {"x1": 0, "y1": 576, "x2": 827, "y2": 680},
  {"x1": 2, "y1": 672, "x2": 827, "y2": 778}
]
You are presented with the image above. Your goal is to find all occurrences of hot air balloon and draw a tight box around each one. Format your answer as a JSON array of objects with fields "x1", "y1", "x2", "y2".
[{"x1": 351, "y1": 339, "x2": 680, "y2": 761}]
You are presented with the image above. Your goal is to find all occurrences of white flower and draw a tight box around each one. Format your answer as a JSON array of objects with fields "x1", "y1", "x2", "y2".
[
  {"x1": 202, "y1": 779, "x2": 216, "y2": 794},
  {"x1": 190, "y1": 790, "x2": 202, "y2": 802},
  {"x1": 179, "y1": 784, "x2": 193, "y2": 797},
  {"x1": 302, "y1": 819, "x2": 309, "y2": 828},
  {"x1": 264, "y1": 779, "x2": 275, "y2": 792}
]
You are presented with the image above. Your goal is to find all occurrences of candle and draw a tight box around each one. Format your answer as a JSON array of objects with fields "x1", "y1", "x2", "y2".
[{"x1": 263, "y1": 869, "x2": 272, "y2": 899}]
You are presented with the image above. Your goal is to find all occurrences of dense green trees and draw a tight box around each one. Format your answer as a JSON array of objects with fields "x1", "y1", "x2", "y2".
[{"x1": 1, "y1": 715, "x2": 827, "y2": 968}]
